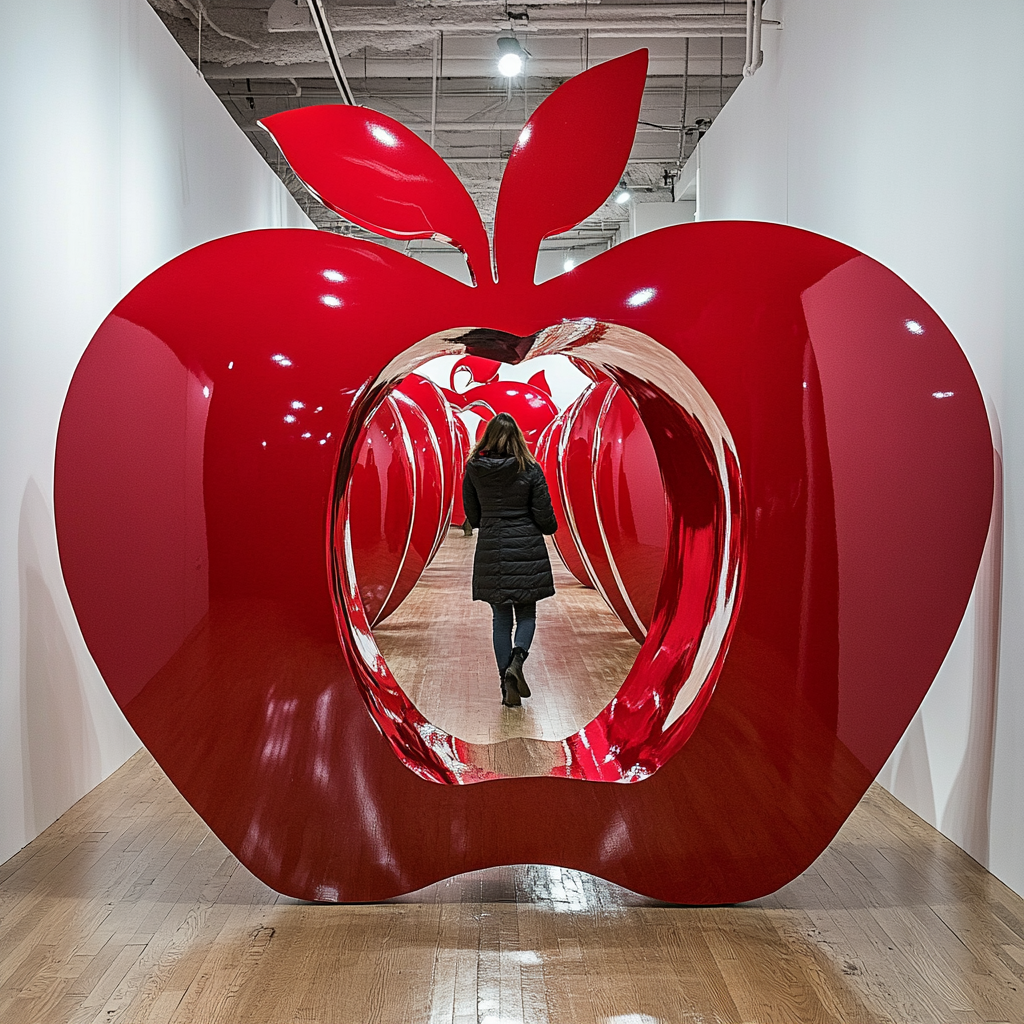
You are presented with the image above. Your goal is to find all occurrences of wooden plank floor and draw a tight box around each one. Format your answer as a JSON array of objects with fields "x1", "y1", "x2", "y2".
[
  {"x1": 3, "y1": 758, "x2": 1024, "y2": 1023},
  {"x1": 374, "y1": 532, "x2": 638, "y2": 746},
  {"x1": 4, "y1": 533, "x2": 1024, "y2": 1022}
]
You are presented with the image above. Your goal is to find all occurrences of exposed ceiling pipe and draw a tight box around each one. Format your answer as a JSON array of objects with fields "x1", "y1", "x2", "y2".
[
  {"x1": 430, "y1": 32, "x2": 440, "y2": 148},
  {"x1": 245, "y1": 122, "x2": 686, "y2": 135},
  {"x1": 422, "y1": 156, "x2": 676, "y2": 165},
  {"x1": 743, "y1": 0, "x2": 764, "y2": 77},
  {"x1": 305, "y1": 0, "x2": 356, "y2": 103},
  {"x1": 744, "y1": 0, "x2": 754, "y2": 72},
  {"x1": 296, "y1": 20, "x2": 748, "y2": 35},
  {"x1": 676, "y1": 37, "x2": 689, "y2": 168}
]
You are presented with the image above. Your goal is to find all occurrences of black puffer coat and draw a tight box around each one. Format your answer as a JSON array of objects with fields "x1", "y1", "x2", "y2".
[{"x1": 462, "y1": 455, "x2": 558, "y2": 605}]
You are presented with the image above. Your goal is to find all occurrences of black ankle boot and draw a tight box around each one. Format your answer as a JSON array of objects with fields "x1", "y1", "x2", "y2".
[
  {"x1": 501, "y1": 674, "x2": 521, "y2": 707},
  {"x1": 504, "y1": 646, "x2": 531, "y2": 699}
]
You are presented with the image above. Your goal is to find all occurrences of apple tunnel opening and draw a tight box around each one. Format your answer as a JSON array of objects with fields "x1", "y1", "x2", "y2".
[{"x1": 329, "y1": 321, "x2": 744, "y2": 785}]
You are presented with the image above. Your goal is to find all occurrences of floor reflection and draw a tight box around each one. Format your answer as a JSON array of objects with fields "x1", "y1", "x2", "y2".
[
  {"x1": 372, "y1": 531, "x2": 639, "y2": 748},
  {"x1": 6, "y1": 749, "x2": 1024, "y2": 1024}
]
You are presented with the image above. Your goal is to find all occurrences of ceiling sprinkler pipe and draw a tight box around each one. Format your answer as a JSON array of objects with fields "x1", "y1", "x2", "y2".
[
  {"x1": 743, "y1": 0, "x2": 754, "y2": 75},
  {"x1": 743, "y1": 0, "x2": 764, "y2": 77},
  {"x1": 314, "y1": 18, "x2": 748, "y2": 34},
  {"x1": 305, "y1": 0, "x2": 356, "y2": 103},
  {"x1": 752, "y1": 0, "x2": 764, "y2": 74}
]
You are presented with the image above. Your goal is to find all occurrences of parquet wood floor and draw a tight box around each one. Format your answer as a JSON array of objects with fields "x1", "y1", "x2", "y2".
[{"x1": 3, "y1": 531, "x2": 1024, "y2": 1023}]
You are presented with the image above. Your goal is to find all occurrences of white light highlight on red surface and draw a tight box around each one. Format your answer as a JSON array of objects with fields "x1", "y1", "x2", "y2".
[
  {"x1": 370, "y1": 124, "x2": 398, "y2": 147},
  {"x1": 626, "y1": 287, "x2": 655, "y2": 307}
]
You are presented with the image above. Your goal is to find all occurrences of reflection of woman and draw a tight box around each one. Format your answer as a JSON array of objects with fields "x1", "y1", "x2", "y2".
[{"x1": 462, "y1": 413, "x2": 558, "y2": 707}]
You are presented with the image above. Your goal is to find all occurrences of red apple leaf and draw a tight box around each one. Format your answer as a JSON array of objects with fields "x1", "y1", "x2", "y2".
[
  {"x1": 493, "y1": 49, "x2": 648, "y2": 285},
  {"x1": 528, "y1": 370, "x2": 551, "y2": 395},
  {"x1": 260, "y1": 105, "x2": 491, "y2": 285},
  {"x1": 450, "y1": 356, "x2": 501, "y2": 390}
]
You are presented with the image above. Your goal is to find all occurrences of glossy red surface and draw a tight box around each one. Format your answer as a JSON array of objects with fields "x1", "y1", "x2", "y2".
[
  {"x1": 346, "y1": 394, "x2": 413, "y2": 625},
  {"x1": 549, "y1": 380, "x2": 669, "y2": 640},
  {"x1": 56, "y1": 51, "x2": 993, "y2": 903},
  {"x1": 449, "y1": 413, "x2": 471, "y2": 525},
  {"x1": 456, "y1": 380, "x2": 557, "y2": 450},
  {"x1": 260, "y1": 106, "x2": 490, "y2": 286},
  {"x1": 536, "y1": 409, "x2": 595, "y2": 589},
  {"x1": 347, "y1": 374, "x2": 459, "y2": 624},
  {"x1": 441, "y1": 354, "x2": 558, "y2": 451}
]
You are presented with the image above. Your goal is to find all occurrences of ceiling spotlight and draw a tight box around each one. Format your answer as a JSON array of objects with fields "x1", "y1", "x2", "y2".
[
  {"x1": 563, "y1": 257, "x2": 576, "y2": 272},
  {"x1": 614, "y1": 187, "x2": 631, "y2": 204},
  {"x1": 497, "y1": 37, "x2": 525, "y2": 77}
]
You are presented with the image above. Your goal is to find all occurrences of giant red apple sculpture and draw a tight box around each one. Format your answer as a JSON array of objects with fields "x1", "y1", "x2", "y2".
[{"x1": 54, "y1": 50, "x2": 993, "y2": 902}]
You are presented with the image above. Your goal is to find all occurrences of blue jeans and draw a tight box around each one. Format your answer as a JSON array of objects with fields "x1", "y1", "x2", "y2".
[{"x1": 490, "y1": 602, "x2": 536, "y2": 678}]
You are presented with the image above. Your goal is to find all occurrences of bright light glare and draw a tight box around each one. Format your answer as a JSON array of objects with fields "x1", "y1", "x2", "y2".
[
  {"x1": 271, "y1": 353, "x2": 292, "y2": 367},
  {"x1": 933, "y1": 391, "x2": 954, "y2": 399},
  {"x1": 320, "y1": 294, "x2": 342, "y2": 307},
  {"x1": 615, "y1": 190, "x2": 631, "y2": 204},
  {"x1": 202, "y1": 386, "x2": 210, "y2": 399},
  {"x1": 905, "y1": 319, "x2": 925, "y2": 334},
  {"x1": 627, "y1": 287, "x2": 656, "y2": 307},
  {"x1": 518, "y1": 124, "x2": 531, "y2": 146},
  {"x1": 498, "y1": 52, "x2": 523, "y2": 76},
  {"x1": 322, "y1": 269, "x2": 345, "y2": 283},
  {"x1": 284, "y1": 414, "x2": 296, "y2": 423},
  {"x1": 291, "y1": 401, "x2": 305, "y2": 409},
  {"x1": 370, "y1": 124, "x2": 398, "y2": 147},
  {"x1": 563, "y1": 258, "x2": 576, "y2": 272}
]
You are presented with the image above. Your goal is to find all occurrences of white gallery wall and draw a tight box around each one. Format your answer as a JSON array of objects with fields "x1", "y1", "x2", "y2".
[
  {"x1": 0, "y1": 0, "x2": 309, "y2": 865},
  {"x1": 685, "y1": 0, "x2": 1024, "y2": 892}
]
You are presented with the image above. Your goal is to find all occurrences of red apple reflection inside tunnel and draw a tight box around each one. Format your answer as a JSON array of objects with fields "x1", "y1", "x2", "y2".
[
  {"x1": 333, "y1": 325, "x2": 741, "y2": 786},
  {"x1": 54, "y1": 47, "x2": 992, "y2": 903}
]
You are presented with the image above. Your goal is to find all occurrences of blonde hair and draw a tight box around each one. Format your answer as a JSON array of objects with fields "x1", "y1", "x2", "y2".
[{"x1": 470, "y1": 412, "x2": 535, "y2": 472}]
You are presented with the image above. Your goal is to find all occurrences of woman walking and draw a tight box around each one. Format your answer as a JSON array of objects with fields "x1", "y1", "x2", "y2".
[{"x1": 462, "y1": 412, "x2": 558, "y2": 707}]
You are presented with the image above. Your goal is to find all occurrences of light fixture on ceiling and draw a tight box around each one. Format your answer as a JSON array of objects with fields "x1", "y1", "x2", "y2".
[
  {"x1": 563, "y1": 256, "x2": 576, "y2": 273},
  {"x1": 497, "y1": 36, "x2": 526, "y2": 77},
  {"x1": 614, "y1": 183, "x2": 632, "y2": 204}
]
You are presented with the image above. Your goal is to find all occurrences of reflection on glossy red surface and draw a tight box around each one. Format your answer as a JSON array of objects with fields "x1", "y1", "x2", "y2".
[
  {"x1": 450, "y1": 413, "x2": 471, "y2": 525},
  {"x1": 548, "y1": 380, "x2": 669, "y2": 639},
  {"x1": 456, "y1": 380, "x2": 557, "y2": 449},
  {"x1": 536, "y1": 409, "x2": 594, "y2": 589},
  {"x1": 56, "y1": 50, "x2": 993, "y2": 904},
  {"x1": 346, "y1": 394, "x2": 413, "y2": 624},
  {"x1": 441, "y1": 354, "x2": 558, "y2": 451},
  {"x1": 347, "y1": 374, "x2": 459, "y2": 624}
]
